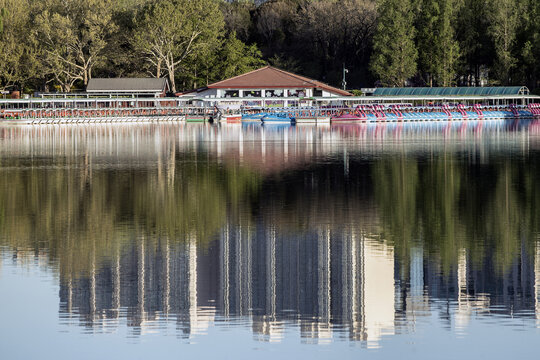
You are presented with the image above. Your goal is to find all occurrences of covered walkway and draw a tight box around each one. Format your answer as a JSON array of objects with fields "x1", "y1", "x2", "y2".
[{"x1": 372, "y1": 86, "x2": 530, "y2": 97}]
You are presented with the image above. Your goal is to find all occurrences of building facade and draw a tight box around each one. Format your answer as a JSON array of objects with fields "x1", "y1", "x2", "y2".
[{"x1": 181, "y1": 66, "x2": 351, "y2": 107}]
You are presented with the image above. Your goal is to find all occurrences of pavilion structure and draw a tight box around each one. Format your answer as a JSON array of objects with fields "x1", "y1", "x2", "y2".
[{"x1": 180, "y1": 66, "x2": 351, "y2": 108}]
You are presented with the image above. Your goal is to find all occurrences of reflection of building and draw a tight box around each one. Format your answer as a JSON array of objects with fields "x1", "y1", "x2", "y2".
[
  {"x1": 416, "y1": 242, "x2": 538, "y2": 323},
  {"x1": 59, "y1": 235, "x2": 219, "y2": 338},
  {"x1": 454, "y1": 249, "x2": 490, "y2": 331},
  {"x1": 57, "y1": 220, "x2": 540, "y2": 342},
  {"x1": 218, "y1": 222, "x2": 395, "y2": 346},
  {"x1": 361, "y1": 237, "x2": 395, "y2": 348},
  {"x1": 536, "y1": 243, "x2": 540, "y2": 326},
  {"x1": 58, "y1": 223, "x2": 397, "y2": 345},
  {"x1": 407, "y1": 246, "x2": 430, "y2": 319}
]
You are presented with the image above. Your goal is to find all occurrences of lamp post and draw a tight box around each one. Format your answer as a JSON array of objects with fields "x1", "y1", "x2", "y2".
[{"x1": 342, "y1": 64, "x2": 349, "y2": 90}]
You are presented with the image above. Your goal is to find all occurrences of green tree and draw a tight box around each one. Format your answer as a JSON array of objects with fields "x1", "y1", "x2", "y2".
[
  {"x1": 0, "y1": 0, "x2": 33, "y2": 91},
  {"x1": 0, "y1": 6, "x2": 5, "y2": 34},
  {"x1": 33, "y1": 0, "x2": 118, "y2": 91},
  {"x1": 370, "y1": 0, "x2": 418, "y2": 86},
  {"x1": 456, "y1": 0, "x2": 493, "y2": 86},
  {"x1": 417, "y1": 0, "x2": 461, "y2": 86},
  {"x1": 487, "y1": 0, "x2": 521, "y2": 84},
  {"x1": 132, "y1": 0, "x2": 224, "y2": 93},
  {"x1": 514, "y1": 0, "x2": 540, "y2": 89},
  {"x1": 221, "y1": 0, "x2": 256, "y2": 43},
  {"x1": 214, "y1": 32, "x2": 265, "y2": 80}
]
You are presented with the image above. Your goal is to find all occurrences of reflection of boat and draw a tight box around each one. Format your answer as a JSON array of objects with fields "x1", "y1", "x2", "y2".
[
  {"x1": 295, "y1": 116, "x2": 331, "y2": 124},
  {"x1": 261, "y1": 123, "x2": 294, "y2": 131},
  {"x1": 331, "y1": 123, "x2": 367, "y2": 137},
  {"x1": 186, "y1": 115, "x2": 206, "y2": 122}
]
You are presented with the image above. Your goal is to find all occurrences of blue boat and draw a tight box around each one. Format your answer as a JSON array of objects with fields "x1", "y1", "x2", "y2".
[
  {"x1": 262, "y1": 112, "x2": 294, "y2": 124},
  {"x1": 242, "y1": 113, "x2": 266, "y2": 121}
]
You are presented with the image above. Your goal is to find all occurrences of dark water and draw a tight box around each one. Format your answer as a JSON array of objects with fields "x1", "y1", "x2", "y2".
[{"x1": 0, "y1": 121, "x2": 539, "y2": 359}]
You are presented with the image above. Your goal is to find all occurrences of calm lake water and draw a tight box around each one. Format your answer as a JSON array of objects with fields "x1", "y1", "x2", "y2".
[{"x1": 1, "y1": 121, "x2": 539, "y2": 359}]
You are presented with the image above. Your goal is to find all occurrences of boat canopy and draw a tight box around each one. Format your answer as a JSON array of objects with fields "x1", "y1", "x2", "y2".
[{"x1": 372, "y1": 86, "x2": 529, "y2": 97}]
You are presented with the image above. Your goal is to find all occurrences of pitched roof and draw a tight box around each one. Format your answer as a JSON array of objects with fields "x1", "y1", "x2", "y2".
[
  {"x1": 206, "y1": 66, "x2": 351, "y2": 96},
  {"x1": 373, "y1": 86, "x2": 529, "y2": 97},
  {"x1": 87, "y1": 78, "x2": 169, "y2": 93}
]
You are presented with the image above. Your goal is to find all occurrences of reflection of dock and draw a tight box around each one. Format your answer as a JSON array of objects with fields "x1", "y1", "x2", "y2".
[{"x1": 2, "y1": 123, "x2": 540, "y2": 177}]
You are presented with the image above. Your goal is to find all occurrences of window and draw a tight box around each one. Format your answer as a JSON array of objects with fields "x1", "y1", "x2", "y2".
[
  {"x1": 244, "y1": 90, "x2": 261, "y2": 97},
  {"x1": 224, "y1": 90, "x2": 239, "y2": 98},
  {"x1": 288, "y1": 89, "x2": 306, "y2": 97},
  {"x1": 265, "y1": 89, "x2": 284, "y2": 97}
]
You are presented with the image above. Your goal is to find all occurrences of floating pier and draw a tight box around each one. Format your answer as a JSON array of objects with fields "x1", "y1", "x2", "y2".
[{"x1": 0, "y1": 97, "x2": 214, "y2": 124}]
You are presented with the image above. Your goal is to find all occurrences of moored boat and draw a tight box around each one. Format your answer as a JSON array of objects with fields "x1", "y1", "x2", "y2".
[
  {"x1": 242, "y1": 113, "x2": 265, "y2": 122},
  {"x1": 222, "y1": 114, "x2": 242, "y2": 123},
  {"x1": 262, "y1": 113, "x2": 294, "y2": 124},
  {"x1": 331, "y1": 113, "x2": 364, "y2": 123}
]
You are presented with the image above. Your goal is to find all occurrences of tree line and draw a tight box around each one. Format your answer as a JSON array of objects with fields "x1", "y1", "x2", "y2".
[{"x1": 0, "y1": 0, "x2": 539, "y2": 93}]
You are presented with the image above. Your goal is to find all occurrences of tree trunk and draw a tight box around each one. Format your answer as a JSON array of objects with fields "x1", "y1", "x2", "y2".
[
  {"x1": 156, "y1": 59, "x2": 162, "y2": 78},
  {"x1": 169, "y1": 72, "x2": 176, "y2": 93}
]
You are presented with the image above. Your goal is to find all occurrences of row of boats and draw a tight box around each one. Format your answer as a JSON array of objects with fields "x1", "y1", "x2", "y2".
[
  {"x1": 221, "y1": 104, "x2": 540, "y2": 124},
  {"x1": 2, "y1": 103, "x2": 539, "y2": 124}
]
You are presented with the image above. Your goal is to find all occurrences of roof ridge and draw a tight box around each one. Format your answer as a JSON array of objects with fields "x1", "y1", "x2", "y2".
[
  {"x1": 209, "y1": 66, "x2": 272, "y2": 87},
  {"x1": 205, "y1": 65, "x2": 351, "y2": 96},
  {"x1": 269, "y1": 67, "x2": 351, "y2": 95},
  {"x1": 267, "y1": 66, "x2": 317, "y2": 86}
]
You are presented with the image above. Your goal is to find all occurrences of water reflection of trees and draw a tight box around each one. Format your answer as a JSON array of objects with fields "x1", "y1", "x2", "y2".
[
  {"x1": 2, "y1": 148, "x2": 539, "y2": 285},
  {"x1": 0, "y1": 152, "x2": 261, "y2": 278},
  {"x1": 373, "y1": 155, "x2": 540, "y2": 275}
]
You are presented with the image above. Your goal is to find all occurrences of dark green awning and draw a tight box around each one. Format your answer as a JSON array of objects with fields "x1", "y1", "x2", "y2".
[{"x1": 372, "y1": 86, "x2": 529, "y2": 97}]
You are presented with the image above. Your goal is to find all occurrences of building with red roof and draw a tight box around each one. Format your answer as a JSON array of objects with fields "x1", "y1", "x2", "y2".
[{"x1": 181, "y1": 66, "x2": 351, "y2": 100}]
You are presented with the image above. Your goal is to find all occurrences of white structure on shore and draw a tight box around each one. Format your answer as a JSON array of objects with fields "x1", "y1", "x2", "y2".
[{"x1": 180, "y1": 66, "x2": 351, "y2": 107}]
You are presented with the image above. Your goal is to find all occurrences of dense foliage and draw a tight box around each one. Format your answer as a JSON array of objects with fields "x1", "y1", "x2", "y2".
[{"x1": 1, "y1": 0, "x2": 540, "y2": 92}]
